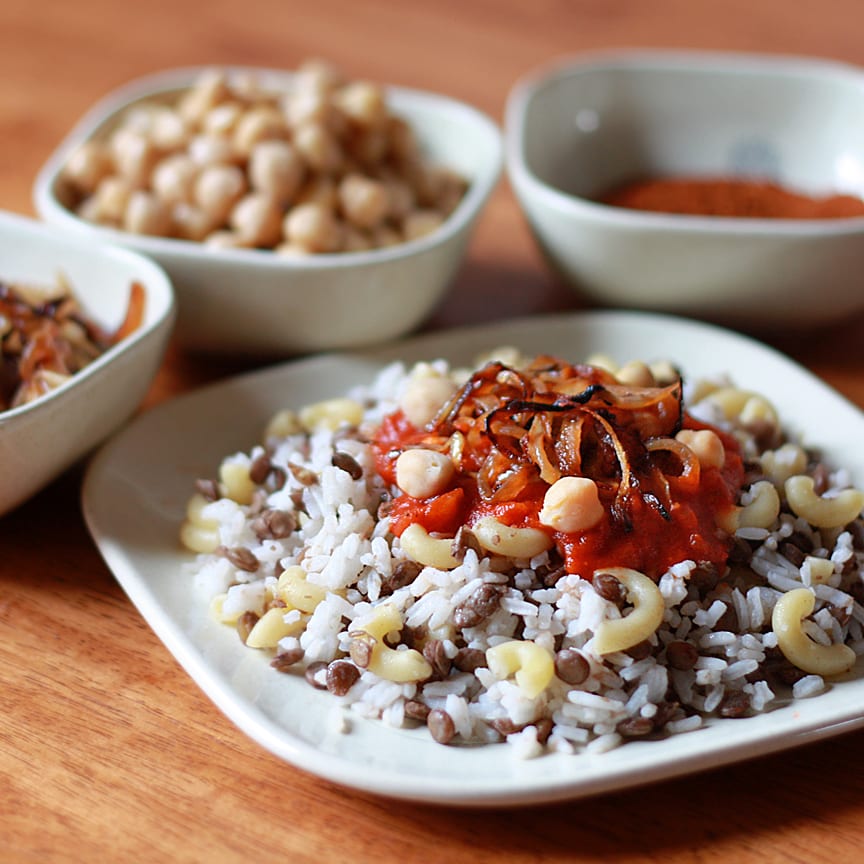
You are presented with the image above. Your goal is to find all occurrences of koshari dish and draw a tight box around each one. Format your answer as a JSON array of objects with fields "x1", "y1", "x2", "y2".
[
  {"x1": 0, "y1": 277, "x2": 144, "y2": 412},
  {"x1": 180, "y1": 350, "x2": 864, "y2": 756}
]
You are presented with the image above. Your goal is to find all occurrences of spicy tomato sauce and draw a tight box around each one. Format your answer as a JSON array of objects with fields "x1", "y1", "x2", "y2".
[{"x1": 372, "y1": 362, "x2": 745, "y2": 581}]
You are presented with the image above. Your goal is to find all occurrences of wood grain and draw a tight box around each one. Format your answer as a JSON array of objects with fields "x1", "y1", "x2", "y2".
[{"x1": 2, "y1": 2, "x2": 864, "y2": 862}]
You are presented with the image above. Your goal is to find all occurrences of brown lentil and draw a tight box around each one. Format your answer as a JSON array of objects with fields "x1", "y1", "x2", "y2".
[
  {"x1": 270, "y1": 646, "x2": 305, "y2": 671},
  {"x1": 554, "y1": 648, "x2": 590, "y2": 685},
  {"x1": 666, "y1": 640, "x2": 699, "y2": 670},
  {"x1": 453, "y1": 582, "x2": 504, "y2": 629},
  {"x1": 304, "y1": 661, "x2": 329, "y2": 689},
  {"x1": 427, "y1": 708, "x2": 456, "y2": 744},
  {"x1": 326, "y1": 660, "x2": 361, "y2": 696},
  {"x1": 221, "y1": 545, "x2": 260, "y2": 572},
  {"x1": 236, "y1": 611, "x2": 259, "y2": 644},
  {"x1": 250, "y1": 508, "x2": 296, "y2": 540},
  {"x1": 332, "y1": 451, "x2": 363, "y2": 480},
  {"x1": 422, "y1": 639, "x2": 452, "y2": 679}
]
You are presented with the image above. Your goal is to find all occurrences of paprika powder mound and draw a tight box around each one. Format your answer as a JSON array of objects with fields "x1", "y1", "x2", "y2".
[{"x1": 598, "y1": 176, "x2": 864, "y2": 219}]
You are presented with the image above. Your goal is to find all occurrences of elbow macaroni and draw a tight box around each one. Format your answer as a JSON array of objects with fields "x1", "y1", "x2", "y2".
[
  {"x1": 772, "y1": 588, "x2": 856, "y2": 677},
  {"x1": 592, "y1": 568, "x2": 665, "y2": 656}
]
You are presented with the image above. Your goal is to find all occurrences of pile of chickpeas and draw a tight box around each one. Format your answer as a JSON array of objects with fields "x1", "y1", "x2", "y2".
[{"x1": 59, "y1": 61, "x2": 469, "y2": 255}]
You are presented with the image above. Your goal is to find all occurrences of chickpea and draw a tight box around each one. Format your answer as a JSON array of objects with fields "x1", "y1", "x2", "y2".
[
  {"x1": 188, "y1": 134, "x2": 236, "y2": 167},
  {"x1": 283, "y1": 87, "x2": 332, "y2": 129},
  {"x1": 384, "y1": 178, "x2": 416, "y2": 221},
  {"x1": 293, "y1": 122, "x2": 343, "y2": 174},
  {"x1": 400, "y1": 368, "x2": 456, "y2": 427},
  {"x1": 149, "y1": 108, "x2": 188, "y2": 151},
  {"x1": 395, "y1": 448, "x2": 455, "y2": 499},
  {"x1": 387, "y1": 116, "x2": 419, "y2": 163},
  {"x1": 294, "y1": 58, "x2": 345, "y2": 94},
  {"x1": 402, "y1": 209, "x2": 444, "y2": 242},
  {"x1": 616, "y1": 360, "x2": 655, "y2": 387},
  {"x1": 233, "y1": 106, "x2": 287, "y2": 158},
  {"x1": 194, "y1": 163, "x2": 247, "y2": 224},
  {"x1": 90, "y1": 175, "x2": 134, "y2": 224},
  {"x1": 294, "y1": 175, "x2": 338, "y2": 210},
  {"x1": 229, "y1": 192, "x2": 283, "y2": 247},
  {"x1": 334, "y1": 81, "x2": 387, "y2": 128},
  {"x1": 123, "y1": 190, "x2": 172, "y2": 236},
  {"x1": 283, "y1": 202, "x2": 343, "y2": 253},
  {"x1": 675, "y1": 428, "x2": 726, "y2": 470},
  {"x1": 345, "y1": 127, "x2": 389, "y2": 166},
  {"x1": 204, "y1": 229, "x2": 251, "y2": 250},
  {"x1": 151, "y1": 153, "x2": 199, "y2": 205},
  {"x1": 203, "y1": 102, "x2": 244, "y2": 137},
  {"x1": 372, "y1": 224, "x2": 403, "y2": 248},
  {"x1": 109, "y1": 128, "x2": 157, "y2": 187},
  {"x1": 248, "y1": 140, "x2": 305, "y2": 204},
  {"x1": 177, "y1": 69, "x2": 231, "y2": 126},
  {"x1": 337, "y1": 173, "x2": 389, "y2": 229},
  {"x1": 62, "y1": 140, "x2": 111, "y2": 196},
  {"x1": 342, "y1": 226, "x2": 374, "y2": 252},
  {"x1": 172, "y1": 202, "x2": 214, "y2": 241},
  {"x1": 539, "y1": 477, "x2": 605, "y2": 533}
]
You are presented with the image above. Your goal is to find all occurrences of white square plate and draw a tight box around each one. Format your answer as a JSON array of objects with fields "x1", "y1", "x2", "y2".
[{"x1": 82, "y1": 311, "x2": 864, "y2": 806}]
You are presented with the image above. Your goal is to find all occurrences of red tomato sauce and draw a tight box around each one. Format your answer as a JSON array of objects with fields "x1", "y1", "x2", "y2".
[{"x1": 372, "y1": 386, "x2": 745, "y2": 582}]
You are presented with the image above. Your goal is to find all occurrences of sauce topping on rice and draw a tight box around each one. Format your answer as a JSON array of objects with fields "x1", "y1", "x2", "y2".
[{"x1": 373, "y1": 355, "x2": 744, "y2": 579}]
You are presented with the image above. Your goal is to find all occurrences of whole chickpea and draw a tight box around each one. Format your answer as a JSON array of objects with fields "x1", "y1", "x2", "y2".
[
  {"x1": 334, "y1": 81, "x2": 387, "y2": 128},
  {"x1": 282, "y1": 88, "x2": 331, "y2": 130},
  {"x1": 229, "y1": 192, "x2": 283, "y2": 247},
  {"x1": 151, "y1": 153, "x2": 199, "y2": 205},
  {"x1": 337, "y1": 173, "x2": 389, "y2": 230},
  {"x1": 539, "y1": 477, "x2": 605, "y2": 533},
  {"x1": 123, "y1": 190, "x2": 172, "y2": 236},
  {"x1": 395, "y1": 448, "x2": 455, "y2": 499},
  {"x1": 293, "y1": 122, "x2": 343, "y2": 174},
  {"x1": 109, "y1": 128, "x2": 157, "y2": 188},
  {"x1": 62, "y1": 140, "x2": 111, "y2": 197},
  {"x1": 248, "y1": 140, "x2": 305, "y2": 204},
  {"x1": 294, "y1": 58, "x2": 345, "y2": 94},
  {"x1": 203, "y1": 102, "x2": 244, "y2": 137},
  {"x1": 204, "y1": 230, "x2": 251, "y2": 250},
  {"x1": 188, "y1": 134, "x2": 236, "y2": 167},
  {"x1": 283, "y1": 202, "x2": 343, "y2": 253},
  {"x1": 90, "y1": 175, "x2": 135, "y2": 224},
  {"x1": 194, "y1": 163, "x2": 247, "y2": 224},
  {"x1": 294, "y1": 175, "x2": 338, "y2": 210},
  {"x1": 233, "y1": 106, "x2": 287, "y2": 158},
  {"x1": 177, "y1": 69, "x2": 230, "y2": 126},
  {"x1": 387, "y1": 116, "x2": 419, "y2": 163},
  {"x1": 149, "y1": 107, "x2": 189, "y2": 151},
  {"x1": 172, "y1": 202, "x2": 214, "y2": 241}
]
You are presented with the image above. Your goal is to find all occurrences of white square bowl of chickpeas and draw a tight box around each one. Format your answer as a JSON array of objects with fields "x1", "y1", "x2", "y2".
[{"x1": 33, "y1": 61, "x2": 503, "y2": 355}]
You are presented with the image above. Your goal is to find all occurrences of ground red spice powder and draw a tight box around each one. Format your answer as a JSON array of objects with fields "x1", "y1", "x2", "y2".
[{"x1": 598, "y1": 176, "x2": 864, "y2": 219}]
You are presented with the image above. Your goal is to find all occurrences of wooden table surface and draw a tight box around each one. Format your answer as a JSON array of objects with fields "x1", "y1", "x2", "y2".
[{"x1": 3, "y1": 1, "x2": 864, "y2": 861}]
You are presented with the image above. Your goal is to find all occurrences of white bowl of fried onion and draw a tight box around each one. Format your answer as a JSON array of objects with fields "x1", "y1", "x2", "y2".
[{"x1": 0, "y1": 210, "x2": 175, "y2": 516}]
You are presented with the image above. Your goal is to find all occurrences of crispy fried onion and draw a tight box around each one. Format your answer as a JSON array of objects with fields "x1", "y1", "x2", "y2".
[
  {"x1": 0, "y1": 278, "x2": 145, "y2": 411},
  {"x1": 425, "y1": 357, "x2": 686, "y2": 528}
]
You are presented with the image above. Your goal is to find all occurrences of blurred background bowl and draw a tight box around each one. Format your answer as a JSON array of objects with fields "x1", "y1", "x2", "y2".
[
  {"x1": 505, "y1": 50, "x2": 864, "y2": 328},
  {"x1": 0, "y1": 210, "x2": 175, "y2": 517},
  {"x1": 34, "y1": 66, "x2": 503, "y2": 355}
]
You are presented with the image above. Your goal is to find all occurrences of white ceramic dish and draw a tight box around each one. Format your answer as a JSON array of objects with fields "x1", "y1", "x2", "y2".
[
  {"x1": 0, "y1": 210, "x2": 175, "y2": 517},
  {"x1": 34, "y1": 66, "x2": 503, "y2": 355},
  {"x1": 82, "y1": 310, "x2": 864, "y2": 806},
  {"x1": 506, "y1": 51, "x2": 864, "y2": 327}
]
